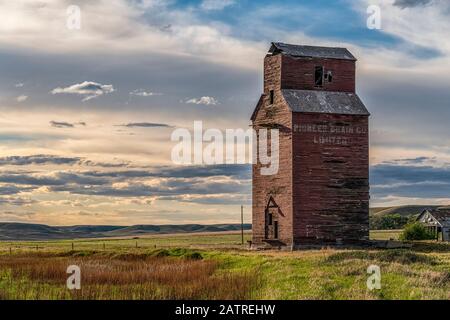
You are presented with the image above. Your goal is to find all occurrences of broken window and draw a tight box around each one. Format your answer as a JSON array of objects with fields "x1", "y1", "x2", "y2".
[
  {"x1": 315, "y1": 66, "x2": 324, "y2": 87},
  {"x1": 269, "y1": 90, "x2": 274, "y2": 105},
  {"x1": 327, "y1": 71, "x2": 333, "y2": 82}
]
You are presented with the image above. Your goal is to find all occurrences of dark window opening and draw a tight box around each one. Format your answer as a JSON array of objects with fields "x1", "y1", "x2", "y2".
[
  {"x1": 268, "y1": 213, "x2": 273, "y2": 225},
  {"x1": 327, "y1": 71, "x2": 333, "y2": 83},
  {"x1": 274, "y1": 221, "x2": 279, "y2": 239},
  {"x1": 269, "y1": 90, "x2": 274, "y2": 104},
  {"x1": 315, "y1": 66, "x2": 324, "y2": 87}
]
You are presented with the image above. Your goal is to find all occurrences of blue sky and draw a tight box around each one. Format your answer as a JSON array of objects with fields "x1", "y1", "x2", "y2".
[{"x1": 0, "y1": 0, "x2": 450, "y2": 225}]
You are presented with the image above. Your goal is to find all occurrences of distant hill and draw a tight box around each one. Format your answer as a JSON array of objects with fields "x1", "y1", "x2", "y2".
[
  {"x1": 3, "y1": 205, "x2": 448, "y2": 240},
  {"x1": 0, "y1": 223, "x2": 252, "y2": 241},
  {"x1": 370, "y1": 205, "x2": 447, "y2": 217}
]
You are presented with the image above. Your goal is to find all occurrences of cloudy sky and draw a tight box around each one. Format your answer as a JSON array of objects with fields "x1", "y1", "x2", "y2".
[{"x1": 0, "y1": 0, "x2": 449, "y2": 225}]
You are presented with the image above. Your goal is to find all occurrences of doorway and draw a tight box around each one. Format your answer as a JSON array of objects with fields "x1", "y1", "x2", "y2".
[{"x1": 264, "y1": 197, "x2": 280, "y2": 240}]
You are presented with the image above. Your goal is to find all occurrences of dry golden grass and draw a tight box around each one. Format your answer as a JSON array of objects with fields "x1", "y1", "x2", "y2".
[{"x1": 0, "y1": 253, "x2": 260, "y2": 300}]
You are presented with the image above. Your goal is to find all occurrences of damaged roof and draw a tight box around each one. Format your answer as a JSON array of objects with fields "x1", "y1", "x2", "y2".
[
  {"x1": 282, "y1": 90, "x2": 369, "y2": 115},
  {"x1": 270, "y1": 42, "x2": 356, "y2": 61},
  {"x1": 419, "y1": 208, "x2": 450, "y2": 225}
]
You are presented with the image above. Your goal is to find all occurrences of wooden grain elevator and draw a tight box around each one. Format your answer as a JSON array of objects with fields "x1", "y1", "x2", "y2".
[{"x1": 251, "y1": 42, "x2": 370, "y2": 248}]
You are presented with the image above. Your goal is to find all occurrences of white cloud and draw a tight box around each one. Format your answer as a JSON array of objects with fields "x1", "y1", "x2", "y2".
[
  {"x1": 16, "y1": 95, "x2": 28, "y2": 102},
  {"x1": 186, "y1": 96, "x2": 219, "y2": 105},
  {"x1": 357, "y1": 0, "x2": 450, "y2": 55},
  {"x1": 200, "y1": 0, "x2": 235, "y2": 11},
  {"x1": 129, "y1": 89, "x2": 162, "y2": 97},
  {"x1": 0, "y1": 0, "x2": 263, "y2": 70},
  {"x1": 51, "y1": 81, "x2": 115, "y2": 101},
  {"x1": 15, "y1": 83, "x2": 24, "y2": 88}
]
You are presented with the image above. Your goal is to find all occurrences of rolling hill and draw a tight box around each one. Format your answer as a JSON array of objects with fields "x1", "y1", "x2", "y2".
[
  {"x1": 0, "y1": 223, "x2": 252, "y2": 241},
  {"x1": 2, "y1": 205, "x2": 448, "y2": 240},
  {"x1": 370, "y1": 205, "x2": 444, "y2": 217}
]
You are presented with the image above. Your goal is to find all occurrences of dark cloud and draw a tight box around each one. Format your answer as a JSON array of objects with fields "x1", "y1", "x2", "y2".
[
  {"x1": 0, "y1": 164, "x2": 251, "y2": 203},
  {"x1": 0, "y1": 155, "x2": 81, "y2": 166},
  {"x1": 395, "y1": 156, "x2": 431, "y2": 164},
  {"x1": 383, "y1": 157, "x2": 435, "y2": 165},
  {"x1": 158, "y1": 194, "x2": 251, "y2": 205},
  {"x1": 73, "y1": 164, "x2": 251, "y2": 179},
  {"x1": 154, "y1": 164, "x2": 251, "y2": 179},
  {"x1": 118, "y1": 122, "x2": 173, "y2": 128},
  {"x1": 0, "y1": 197, "x2": 36, "y2": 206},
  {"x1": 49, "y1": 177, "x2": 250, "y2": 198},
  {"x1": 0, "y1": 185, "x2": 28, "y2": 195},
  {"x1": 50, "y1": 121, "x2": 86, "y2": 128},
  {"x1": 0, "y1": 173, "x2": 66, "y2": 186},
  {"x1": 81, "y1": 160, "x2": 129, "y2": 168},
  {"x1": 393, "y1": 0, "x2": 433, "y2": 8},
  {"x1": 371, "y1": 163, "x2": 450, "y2": 199},
  {"x1": 0, "y1": 154, "x2": 131, "y2": 169},
  {"x1": 371, "y1": 164, "x2": 450, "y2": 185},
  {"x1": 0, "y1": 171, "x2": 111, "y2": 187},
  {"x1": 372, "y1": 181, "x2": 450, "y2": 199},
  {"x1": 76, "y1": 170, "x2": 154, "y2": 179},
  {"x1": 50, "y1": 184, "x2": 152, "y2": 197},
  {"x1": 50, "y1": 121, "x2": 74, "y2": 128}
]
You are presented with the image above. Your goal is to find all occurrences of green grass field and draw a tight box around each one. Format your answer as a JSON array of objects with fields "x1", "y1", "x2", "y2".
[{"x1": 0, "y1": 231, "x2": 449, "y2": 300}]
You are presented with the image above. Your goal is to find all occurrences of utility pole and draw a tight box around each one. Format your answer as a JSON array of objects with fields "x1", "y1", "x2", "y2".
[{"x1": 241, "y1": 205, "x2": 244, "y2": 245}]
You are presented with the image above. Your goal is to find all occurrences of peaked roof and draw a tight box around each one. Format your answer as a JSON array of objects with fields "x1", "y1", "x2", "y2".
[
  {"x1": 269, "y1": 42, "x2": 357, "y2": 61},
  {"x1": 419, "y1": 208, "x2": 450, "y2": 225},
  {"x1": 282, "y1": 90, "x2": 369, "y2": 115}
]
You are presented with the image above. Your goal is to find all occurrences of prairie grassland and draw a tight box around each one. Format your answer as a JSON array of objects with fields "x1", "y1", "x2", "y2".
[
  {"x1": 0, "y1": 232, "x2": 253, "y2": 255},
  {"x1": 0, "y1": 232, "x2": 449, "y2": 300},
  {"x1": 0, "y1": 250, "x2": 259, "y2": 300},
  {"x1": 370, "y1": 230, "x2": 401, "y2": 240}
]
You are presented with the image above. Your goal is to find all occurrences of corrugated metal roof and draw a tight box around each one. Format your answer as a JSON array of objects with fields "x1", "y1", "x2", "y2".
[
  {"x1": 282, "y1": 89, "x2": 369, "y2": 115},
  {"x1": 270, "y1": 42, "x2": 356, "y2": 61}
]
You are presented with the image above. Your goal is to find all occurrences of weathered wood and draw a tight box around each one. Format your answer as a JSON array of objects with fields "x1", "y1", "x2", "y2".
[{"x1": 252, "y1": 44, "x2": 369, "y2": 248}]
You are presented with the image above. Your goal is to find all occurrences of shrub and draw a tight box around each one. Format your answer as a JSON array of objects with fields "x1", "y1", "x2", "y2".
[
  {"x1": 369, "y1": 214, "x2": 411, "y2": 230},
  {"x1": 399, "y1": 223, "x2": 436, "y2": 241},
  {"x1": 184, "y1": 252, "x2": 203, "y2": 260}
]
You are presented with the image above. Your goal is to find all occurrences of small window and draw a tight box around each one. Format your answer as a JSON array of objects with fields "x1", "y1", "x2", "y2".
[
  {"x1": 268, "y1": 213, "x2": 273, "y2": 225},
  {"x1": 315, "y1": 66, "x2": 324, "y2": 87},
  {"x1": 274, "y1": 221, "x2": 279, "y2": 239},
  {"x1": 269, "y1": 90, "x2": 274, "y2": 104},
  {"x1": 327, "y1": 71, "x2": 333, "y2": 83}
]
